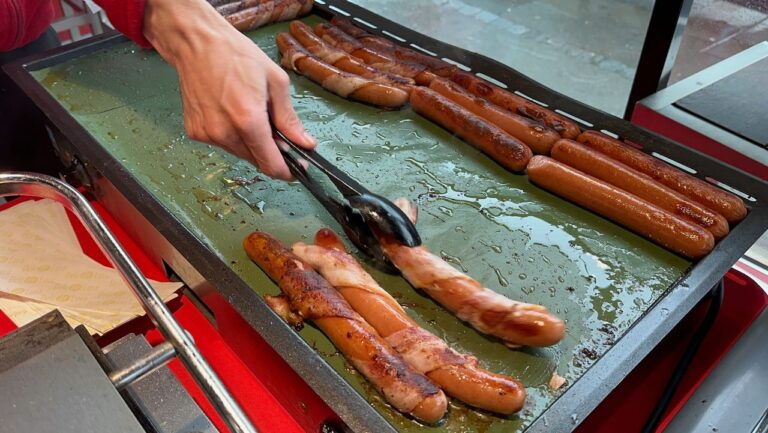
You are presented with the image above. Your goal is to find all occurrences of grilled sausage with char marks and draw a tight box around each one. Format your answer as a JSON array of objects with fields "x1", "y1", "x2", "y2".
[
  {"x1": 576, "y1": 130, "x2": 747, "y2": 224},
  {"x1": 378, "y1": 199, "x2": 566, "y2": 347},
  {"x1": 244, "y1": 232, "x2": 448, "y2": 423},
  {"x1": 289, "y1": 21, "x2": 414, "y2": 91},
  {"x1": 293, "y1": 228, "x2": 527, "y2": 414},
  {"x1": 449, "y1": 70, "x2": 580, "y2": 139},
  {"x1": 527, "y1": 156, "x2": 715, "y2": 259},
  {"x1": 410, "y1": 86, "x2": 532, "y2": 172},
  {"x1": 551, "y1": 139, "x2": 729, "y2": 239},
  {"x1": 276, "y1": 32, "x2": 409, "y2": 108}
]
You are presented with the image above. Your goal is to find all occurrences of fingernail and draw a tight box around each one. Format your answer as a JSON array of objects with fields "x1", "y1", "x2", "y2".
[{"x1": 303, "y1": 131, "x2": 317, "y2": 146}]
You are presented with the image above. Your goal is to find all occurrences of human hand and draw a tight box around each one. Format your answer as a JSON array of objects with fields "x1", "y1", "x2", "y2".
[{"x1": 144, "y1": 0, "x2": 315, "y2": 180}]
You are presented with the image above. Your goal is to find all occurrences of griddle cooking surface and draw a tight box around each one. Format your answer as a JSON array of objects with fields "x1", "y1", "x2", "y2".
[
  {"x1": 27, "y1": 16, "x2": 692, "y2": 433},
  {"x1": 675, "y1": 57, "x2": 768, "y2": 147}
]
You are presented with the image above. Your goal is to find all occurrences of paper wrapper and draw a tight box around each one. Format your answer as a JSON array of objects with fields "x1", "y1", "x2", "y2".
[{"x1": 0, "y1": 199, "x2": 182, "y2": 335}]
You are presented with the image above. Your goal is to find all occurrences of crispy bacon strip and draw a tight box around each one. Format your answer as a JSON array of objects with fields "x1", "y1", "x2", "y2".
[
  {"x1": 382, "y1": 199, "x2": 566, "y2": 347},
  {"x1": 293, "y1": 229, "x2": 526, "y2": 414},
  {"x1": 243, "y1": 232, "x2": 447, "y2": 423}
]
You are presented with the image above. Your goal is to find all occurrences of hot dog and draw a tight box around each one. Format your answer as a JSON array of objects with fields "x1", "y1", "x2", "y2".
[
  {"x1": 314, "y1": 23, "x2": 437, "y2": 85},
  {"x1": 577, "y1": 130, "x2": 747, "y2": 224},
  {"x1": 289, "y1": 21, "x2": 414, "y2": 91},
  {"x1": 225, "y1": 0, "x2": 313, "y2": 31},
  {"x1": 449, "y1": 70, "x2": 580, "y2": 139},
  {"x1": 293, "y1": 228, "x2": 526, "y2": 414},
  {"x1": 276, "y1": 32, "x2": 409, "y2": 108},
  {"x1": 216, "y1": 0, "x2": 269, "y2": 16},
  {"x1": 329, "y1": 17, "x2": 457, "y2": 76},
  {"x1": 410, "y1": 86, "x2": 532, "y2": 172},
  {"x1": 551, "y1": 139, "x2": 729, "y2": 239},
  {"x1": 379, "y1": 199, "x2": 565, "y2": 347},
  {"x1": 430, "y1": 77, "x2": 561, "y2": 154},
  {"x1": 527, "y1": 156, "x2": 715, "y2": 259},
  {"x1": 243, "y1": 232, "x2": 448, "y2": 423}
]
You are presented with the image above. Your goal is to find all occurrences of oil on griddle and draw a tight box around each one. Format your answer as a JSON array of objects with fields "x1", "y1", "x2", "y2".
[{"x1": 30, "y1": 15, "x2": 690, "y2": 433}]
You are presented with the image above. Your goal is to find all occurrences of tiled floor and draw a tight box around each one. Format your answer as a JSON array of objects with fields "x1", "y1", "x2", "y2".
[{"x1": 351, "y1": 0, "x2": 768, "y2": 116}]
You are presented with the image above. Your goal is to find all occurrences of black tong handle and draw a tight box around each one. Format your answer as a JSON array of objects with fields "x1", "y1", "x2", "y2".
[{"x1": 274, "y1": 128, "x2": 365, "y2": 198}]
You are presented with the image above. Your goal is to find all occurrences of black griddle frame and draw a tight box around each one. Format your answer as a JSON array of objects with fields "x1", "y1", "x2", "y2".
[{"x1": 5, "y1": 1, "x2": 768, "y2": 432}]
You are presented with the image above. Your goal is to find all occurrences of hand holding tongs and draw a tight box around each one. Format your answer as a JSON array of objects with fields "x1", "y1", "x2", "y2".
[{"x1": 272, "y1": 126, "x2": 421, "y2": 272}]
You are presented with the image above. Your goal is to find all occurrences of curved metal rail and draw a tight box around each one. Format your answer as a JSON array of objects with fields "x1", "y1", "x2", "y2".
[{"x1": 0, "y1": 172, "x2": 257, "y2": 433}]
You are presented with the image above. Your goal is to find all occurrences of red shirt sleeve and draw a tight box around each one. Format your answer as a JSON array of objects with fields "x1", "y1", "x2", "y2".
[
  {"x1": 94, "y1": 0, "x2": 152, "y2": 48},
  {"x1": 0, "y1": 0, "x2": 54, "y2": 51}
]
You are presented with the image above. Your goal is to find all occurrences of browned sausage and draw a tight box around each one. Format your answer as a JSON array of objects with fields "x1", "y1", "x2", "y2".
[
  {"x1": 314, "y1": 23, "x2": 437, "y2": 85},
  {"x1": 276, "y1": 32, "x2": 409, "y2": 108},
  {"x1": 449, "y1": 70, "x2": 581, "y2": 139},
  {"x1": 225, "y1": 0, "x2": 313, "y2": 31},
  {"x1": 380, "y1": 199, "x2": 566, "y2": 347},
  {"x1": 243, "y1": 232, "x2": 448, "y2": 423},
  {"x1": 293, "y1": 228, "x2": 526, "y2": 414},
  {"x1": 576, "y1": 130, "x2": 747, "y2": 224},
  {"x1": 410, "y1": 86, "x2": 532, "y2": 172},
  {"x1": 527, "y1": 156, "x2": 715, "y2": 259},
  {"x1": 289, "y1": 21, "x2": 414, "y2": 91},
  {"x1": 217, "y1": 0, "x2": 266, "y2": 16},
  {"x1": 551, "y1": 139, "x2": 729, "y2": 239},
  {"x1": 430, "y1": 77, "x2": 561, "y2": 155},
  {"x1": 329, "y1": 17, "x2": 457, "y2": 76}
]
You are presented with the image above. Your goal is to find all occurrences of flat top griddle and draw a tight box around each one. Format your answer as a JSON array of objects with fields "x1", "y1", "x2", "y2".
[{"x1": 6, "y1": 2, "x2": 768, "y2": 432}]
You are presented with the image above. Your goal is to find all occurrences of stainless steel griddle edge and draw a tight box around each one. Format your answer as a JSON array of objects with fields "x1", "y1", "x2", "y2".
[{"x1": 4, "y1": 1, "x2": 768, "y2": 431}]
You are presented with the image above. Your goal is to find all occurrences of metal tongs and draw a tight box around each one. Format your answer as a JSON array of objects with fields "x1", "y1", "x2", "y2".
[{"x1": 273, "y1": 127, "x2": 421, "y2": 272}]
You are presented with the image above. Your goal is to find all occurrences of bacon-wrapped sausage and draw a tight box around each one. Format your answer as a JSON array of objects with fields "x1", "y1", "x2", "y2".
[
  {"x1": 293, "y1": 229, "x2": 527, "y2": 414},
  {"x1": 577, "y1": 130, "x2": 747, "y2": 224},
  {"x1": 314, "y1": 23, "x2": 437, "y2": 85},
  {"x1": 243, "y1": 232, "x2": 448, "y2": 423},
  {"x1": 289, "y1": 21, "x2": 414, "y2": 91},
  {"x1": 276, "y1": 32, "x2": 409, "y2": 108},
  {"x1": 224, "y1": 0, "x2": 313, "y2": 31},
  {"x1": 378, "y1": 199, "x2": 565, "y2": 347},
  {"x1": 329, "y1": 17, "x2": 457, "y2": 77}
]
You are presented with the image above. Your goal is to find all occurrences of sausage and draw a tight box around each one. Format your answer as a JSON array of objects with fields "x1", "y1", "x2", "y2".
[
  {"x1": 527, "y1": 156, "x2": 715, "y2": 259},
  {"x1": 289, "y1": 21, "x2": 414, "y2": 91},
  {"x1": 243, "y1": 232, "x2": 448, "y2": 423},
  {"x1": 276, "y1": 32, "x2": 409, "y2": 108},
  {"x1": 379, "y1": 199, "x2": 566, "y2": 347},
  {"x1": 216, "y1": 0, "x2": 268, "y2": 16},
  {"x1": 225, "y1": 0, "x2": 313, "y2": 31},
  {"x1": 410, "y1": 86, "x2": 532, "y2": 172},
  {"x1": 449, "y1": 70, "x2": 580, "y2": 139},
  {"x1": 577, "y1": 130, "x2": 747, "y2": 224},
  {"x1": 293, "y1": 229, "x2": 526, "y2": 414},
  {"x1": 329, "y1": 17, "x2": 457, "y2": 76},
  {"x1": 430, "y1": 77, "x2": 561, "y2": 155},
  {"x1": 551, "y1": 139, "x2": 729, "y2": 239},
  {"x1": 314, "y1": 23, "x2": 437, "y2": 85}
]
